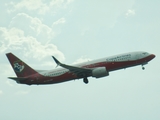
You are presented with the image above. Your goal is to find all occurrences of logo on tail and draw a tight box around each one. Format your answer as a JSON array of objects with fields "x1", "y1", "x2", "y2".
[{"x1": 13, "y1": 60, "x2": 24, "y2": 72}]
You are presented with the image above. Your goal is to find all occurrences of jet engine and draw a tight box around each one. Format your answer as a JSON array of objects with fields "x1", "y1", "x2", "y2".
[{"x1": 92, "y1": 67, "x2": 109, "y2": 78}]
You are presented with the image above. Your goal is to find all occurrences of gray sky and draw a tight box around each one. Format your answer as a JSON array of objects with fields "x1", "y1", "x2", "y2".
[{"x1": 0, "y1": 0, "x2": 160, "y2": 120}]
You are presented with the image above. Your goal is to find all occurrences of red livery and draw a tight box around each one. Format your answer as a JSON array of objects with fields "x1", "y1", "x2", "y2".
[{"x1": 6, "y1": 51, "x2": 155, "y2": 85}]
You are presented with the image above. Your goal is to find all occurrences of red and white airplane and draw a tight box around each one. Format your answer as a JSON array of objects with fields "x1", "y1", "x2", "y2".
[{"x1": 6, "y1": 51, "x2": 155, "y2": 85}]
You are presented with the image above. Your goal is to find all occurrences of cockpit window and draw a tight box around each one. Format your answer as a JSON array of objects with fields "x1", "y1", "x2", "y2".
[
  {"x1": 142, "y1": 52, "x2": 147, "y2": 55},
  {"x1": 142, "y1": 52, "x2": 149, "y2": 56}
]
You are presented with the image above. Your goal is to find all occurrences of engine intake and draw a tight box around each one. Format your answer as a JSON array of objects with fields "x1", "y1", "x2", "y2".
[{"x1": 92, "y1": 67, "x2": 109, "y2": 78}]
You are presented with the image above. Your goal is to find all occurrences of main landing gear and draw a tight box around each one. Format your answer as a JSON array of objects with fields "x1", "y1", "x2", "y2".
[{"x1": 83, "y1": 77, "x2": 89, "y2": 84}]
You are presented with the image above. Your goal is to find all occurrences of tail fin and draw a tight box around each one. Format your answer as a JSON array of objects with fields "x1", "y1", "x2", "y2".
[{"x1": 6, "y1": 53, "x2": 38, "y2": 77}]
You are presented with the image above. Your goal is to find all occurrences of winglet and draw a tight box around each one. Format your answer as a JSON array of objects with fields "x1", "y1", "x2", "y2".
[{"x1": 52, "y1": 56, "x2": 61, "y2": 67}]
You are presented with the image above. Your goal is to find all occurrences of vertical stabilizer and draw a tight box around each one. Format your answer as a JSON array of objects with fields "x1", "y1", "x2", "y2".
[{"x1": 6, "y1": 53, "x2": 38, "y2": 77}]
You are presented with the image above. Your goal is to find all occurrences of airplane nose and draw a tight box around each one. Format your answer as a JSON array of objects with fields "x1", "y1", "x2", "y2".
[
  {"x1": 146, "y1": 54, "x2": 155, "y2": 62},
  {"x1": 151, "y1": 54, "x2": 156, "y2": 59},
  {"x1": 150, "y1": 54, "x2": 156, "y2": 60}
]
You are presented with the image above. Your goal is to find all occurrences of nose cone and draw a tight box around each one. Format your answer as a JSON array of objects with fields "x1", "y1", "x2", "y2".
[
  {"x1": 148, "y1": 54, "x2": 156, "y2": 61},
  {"x1": 151, "y1": 54, "x2": 156, "y2": 59}
]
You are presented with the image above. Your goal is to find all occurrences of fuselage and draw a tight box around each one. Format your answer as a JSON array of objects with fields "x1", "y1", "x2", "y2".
[{"x1": 21, "y1": 51, "x2": 155, "y2": 85}]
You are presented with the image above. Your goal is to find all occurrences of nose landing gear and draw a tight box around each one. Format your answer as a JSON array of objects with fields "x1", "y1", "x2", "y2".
[
  {"x1": 142, "y1": 65, "x2": 145, "y2": 70},
  {"x1": 142, "y1": 62, "x2": 148, "y2": 70},
  {"x1": 83, "y1": 77, "x2": 88, "y2": 84},
  {"x1": 142, "y1": 66, "x2": 145, "y2": 70}
]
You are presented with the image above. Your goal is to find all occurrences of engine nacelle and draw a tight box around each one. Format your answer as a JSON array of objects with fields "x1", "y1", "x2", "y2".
[{"x1": 92, "y1": 67, "x2": 109, "y2": 78}]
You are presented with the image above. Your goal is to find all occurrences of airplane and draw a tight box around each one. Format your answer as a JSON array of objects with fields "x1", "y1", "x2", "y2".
[{"x1": 6, "y1": 51, "x2": 155, "y2": 85}]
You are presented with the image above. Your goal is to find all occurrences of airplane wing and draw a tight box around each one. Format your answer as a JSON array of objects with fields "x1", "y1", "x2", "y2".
[{"x1": 52, "y1": 56, "x2": 92, "y2": 76}]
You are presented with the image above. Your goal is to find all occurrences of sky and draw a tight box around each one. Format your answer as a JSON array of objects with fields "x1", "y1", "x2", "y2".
[{"x1": 0, "y1": 0, "x2": 160, "y2": 120}]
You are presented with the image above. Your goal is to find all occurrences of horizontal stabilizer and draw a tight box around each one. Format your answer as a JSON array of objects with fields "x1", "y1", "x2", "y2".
[
  {"x1": 8, "y1": 77, "x2": 28, "y2": 80},
  {"x1": 8, "y1": 77, "x2": 28, "y2": 83}
]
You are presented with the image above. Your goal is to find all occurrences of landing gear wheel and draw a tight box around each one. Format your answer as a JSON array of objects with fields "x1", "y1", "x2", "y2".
[
  {"x1": 83, "y1": 78, "x2": 89, "y2": 84},
  {"x1": 142, "y1": 66, "x2": 145, "y2": 70}
]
